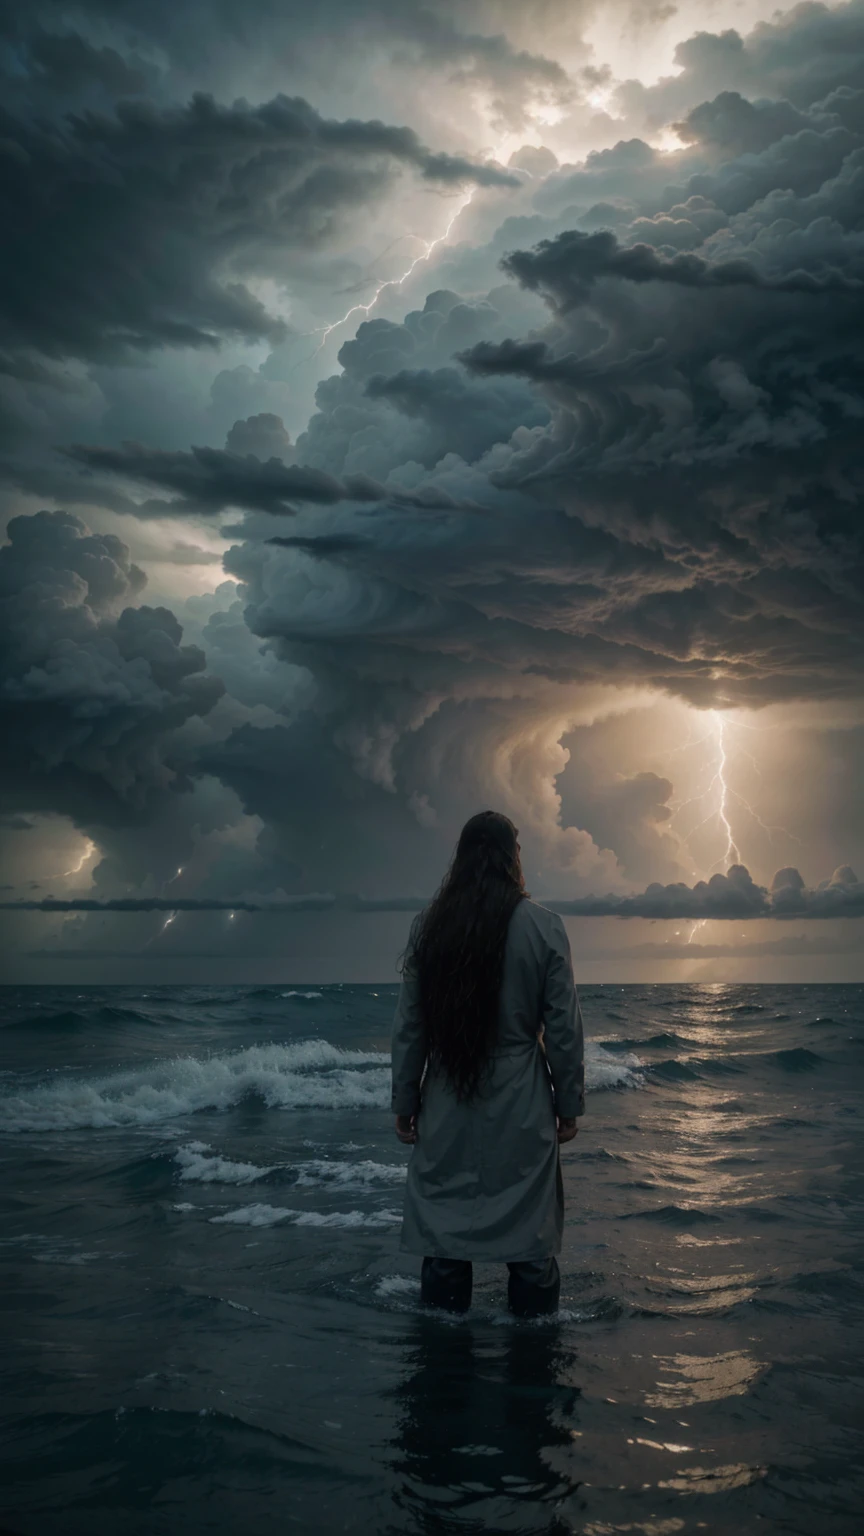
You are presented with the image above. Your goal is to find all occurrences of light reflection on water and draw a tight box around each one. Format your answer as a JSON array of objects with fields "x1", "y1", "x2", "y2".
[
  {"x1": 657, "y1": 1462, "x2": 766, "y2": 1494},
  {"x1": 645, "y1": 1350, "x2": 768, "y2": 1408}
]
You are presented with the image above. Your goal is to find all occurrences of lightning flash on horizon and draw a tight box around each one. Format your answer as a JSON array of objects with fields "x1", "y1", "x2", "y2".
[{"x1": 62, "y1": 838, "x2": 97, "y2": 878}]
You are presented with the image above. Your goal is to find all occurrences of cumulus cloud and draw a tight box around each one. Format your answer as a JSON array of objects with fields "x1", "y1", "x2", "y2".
[
  {"x1": 0, "y1": 510, "x2": 223, "y2": 823},
  {"x1": 556, "y1": 863, "x2": 864, "y2": 917},
  {"x1": 614, "y1": 1, "x2": 864, "y2": 137},
  {"x1": 499, "y1": 228, "x2": 862, "y2": 307},
  {"x1": 225, "y1": 414, "x2": 293, "y2": 460}
]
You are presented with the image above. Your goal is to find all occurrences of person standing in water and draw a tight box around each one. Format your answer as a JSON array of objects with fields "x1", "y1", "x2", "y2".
[{"x1": 391, "y1": 810, "x2": 585, "y2": 1317}]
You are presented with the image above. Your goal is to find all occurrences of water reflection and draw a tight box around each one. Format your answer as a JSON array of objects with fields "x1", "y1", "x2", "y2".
[
  {"x1": 645, "y1": 1350, "x2": 767, "y2": 1408},
  {"x1": 657, "y1": 1462, "x2": 766, "y2": 1493},
  {"x1": 388, "y1": 1316, "x2": 581, "y2": 1535}
]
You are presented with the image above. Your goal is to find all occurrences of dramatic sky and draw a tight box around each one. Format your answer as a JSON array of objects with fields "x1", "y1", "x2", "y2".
[{"x1": 1, "y1": 0, "x2": 864, "y2": 983}]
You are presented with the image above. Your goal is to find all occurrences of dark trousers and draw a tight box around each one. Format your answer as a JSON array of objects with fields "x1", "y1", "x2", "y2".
[{"x1": 420, "y1": 1254, "x2": 560, "y2": 1317}]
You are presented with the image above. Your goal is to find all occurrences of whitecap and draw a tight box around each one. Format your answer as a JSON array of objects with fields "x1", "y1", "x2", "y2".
[
  {"x1": 293, "y1": 1158, "x2": 406, "y2": 1189},
  {"x1": 586, "y1": 1041, "x2": 643, "y2": 1090},
  {"x1": 375, "y1": 1275, "x2": 421, "y2": 1299},
  {"x1": 210, "y1": 1203, "x2": 401, "y2": 1229},
  {"x1": 0, "y1": 1039, "x2": 389, "y2": 1132},
  {"x1": 174, "y1": 1141, "x2": 279, "y2": 1184}
]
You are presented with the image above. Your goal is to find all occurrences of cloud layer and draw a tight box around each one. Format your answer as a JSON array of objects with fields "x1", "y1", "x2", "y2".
[{"x1": 5, "y1": 863, "x2": 864, "y2": 919}]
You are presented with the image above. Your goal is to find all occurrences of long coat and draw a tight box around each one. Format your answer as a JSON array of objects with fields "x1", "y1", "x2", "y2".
[{"x1": 390, "y1": 898, "x2": 585, "y2": 1262}]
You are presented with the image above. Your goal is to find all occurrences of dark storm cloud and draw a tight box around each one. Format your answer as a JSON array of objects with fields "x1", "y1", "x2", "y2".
[
  {"x1": 555, "y1": 864, "x2": 864, "y2": 917},
  {"x1": 497, "y1": 229, "x2": 862, "y2": 309},
  {"x1": 0, "y1": 510, "x2": 223, "y2": 824},
  {"x1": 674, "y1": 91, "x2": 822, "y2": 157},
  {"x1": 2, "y1": 23, "x2": 153, "y2": 106},
  {"x1": 5, "y1": 863, "x2": 864, "y2": 918},
  {"x1": 461, "y1": 335, "x2": 671, "y2": 386},
  {"x1": 0, "y1": 89, "x2": 514, "y2": 370},
  {"x1": 364, "y1": 364, "x2": 550, "y2": 463},
  {"x1": 40, "y1": 2, "x2": 861, "y2": 787},
  {"x1": 403, "y1": 96, "x2": 861, "y2": 714},
  {"x1": 288, "y1": 290, "x2": 550, "y2": 479},
  {"x1": 267, "y1": 534, "x2": 373, "y2": 556},
  {"x1": 225, "y1": 414, "x2": 294, "y2": 460},
  {"x1": 0, "y1": 896, "x2": 337, "y2": 913},
  {"x1": 64, "y1": 441, "x2": 471, "y2": 514},
  {"x1": 5, "y1": 1, "x2": 577, "y2": 134}
]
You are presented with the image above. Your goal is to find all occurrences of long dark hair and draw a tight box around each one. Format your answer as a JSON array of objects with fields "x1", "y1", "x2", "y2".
[{"x1": 405, "y1": 810, "x2": 527, "y2": 1102}]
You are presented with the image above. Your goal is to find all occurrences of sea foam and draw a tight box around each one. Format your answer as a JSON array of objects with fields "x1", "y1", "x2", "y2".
[
  {"x1": 586, "y1": 1043, "x2": 642, "y2": 1090},
  {"x1": 173, "y1": 1143, "x2": 406, "y2": 1189},
  {"x1": 0, "y1": 1040, "x2": 389, "y2": 1132},
  {"x1": 210, "y1": 1204, "x2": 402, "y2": 1229},
  {"x1": 0, "y1": 1038, "x2": 640, "y2": 1133},
  {"x1": 174, "y1": 1141, "x2": 280, "y2": 1184},
  {"x1": 293, "y1": 1158, "x2": 407, "y2": 1188}
]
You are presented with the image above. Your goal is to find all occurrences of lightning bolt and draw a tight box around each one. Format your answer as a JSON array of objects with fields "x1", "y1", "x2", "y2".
[
  {"x1": 63, "y1": 838, "x2": 97, "y2": 877},
  {"x1": 667, "y1": 710, "x2": 800, "y2": 876},
  {"x1": 713, "y1": 712, "x2": 741, "y2": 870},
  {"x1": 305, "y1": 192, "x2": 475, "y2": 356},
  {"x1": 667, "y1": 711, "x2": 739, "y2": 873},
  {"x1": 142, "y1": 865, "x2": 185, "y2": 944},
  {"x1": 297, "y1": 151, "x2": 526, "y2": 363}
]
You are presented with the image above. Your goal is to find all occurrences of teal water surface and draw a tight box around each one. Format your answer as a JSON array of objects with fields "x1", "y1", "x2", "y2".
[{"x1": 0, "y1": 982, "x2": 862, "y2": 1535}]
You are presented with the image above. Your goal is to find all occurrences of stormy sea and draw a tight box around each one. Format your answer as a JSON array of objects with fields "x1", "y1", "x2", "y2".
[{"x1": 0, "y1": 982, "x2": 862, "y2": 1536}]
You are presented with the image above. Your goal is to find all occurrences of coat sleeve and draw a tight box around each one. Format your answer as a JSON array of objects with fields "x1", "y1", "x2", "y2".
[
  {"x1": 391, "y1": 926, "x2": 427, "y2": 1116},
  {"x1": 541, "y1": 915, "x2": 585, "y2": 1118}
]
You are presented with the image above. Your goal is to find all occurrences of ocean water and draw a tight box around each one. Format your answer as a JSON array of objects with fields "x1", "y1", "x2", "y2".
[{"x1": 0, "y1": 983, "x2": 862, "y2": 1536}]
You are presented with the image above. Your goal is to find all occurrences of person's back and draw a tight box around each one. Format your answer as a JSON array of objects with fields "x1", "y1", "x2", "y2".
[{"x1": 390, "y1": 811, "x2": 585, "y2": 1316}]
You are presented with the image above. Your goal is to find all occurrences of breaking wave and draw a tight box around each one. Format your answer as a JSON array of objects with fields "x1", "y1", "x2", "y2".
[
  {"x1": 210, "y1": 1204, "x2": 402, "y2": 1229},
  {"x1": 0, "y1": 1038, "x2": 641, "y2": 1133},
  {"x1": 173, "y1": 1143, "x2": 407, "y2": 1189},
  {"x1": 174, "y1": 1141, "x2": 280, "y2": 1184},
  {"x1": 0, "y1": 1040, "x2": 389, "y2": 1132}
]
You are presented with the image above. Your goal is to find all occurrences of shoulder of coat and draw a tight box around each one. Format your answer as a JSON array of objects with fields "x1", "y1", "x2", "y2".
[{"x1": 516, "y1": 898, "x2": 563, "y2": 930}]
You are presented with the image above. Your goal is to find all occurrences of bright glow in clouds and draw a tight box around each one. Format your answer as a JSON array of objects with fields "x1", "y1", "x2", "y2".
[{"x1": 581, "y1": 0, "x2": 799, "y2": 92}]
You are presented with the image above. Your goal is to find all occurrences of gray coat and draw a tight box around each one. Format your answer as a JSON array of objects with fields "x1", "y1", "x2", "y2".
[{"x1": 390, "y1": 898, "x2": 585, "y2": 1262}]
